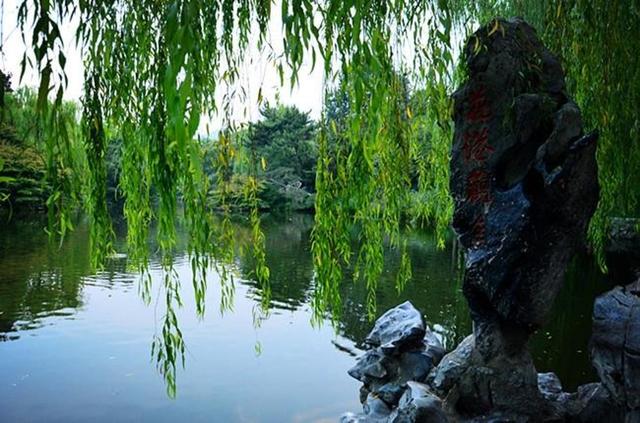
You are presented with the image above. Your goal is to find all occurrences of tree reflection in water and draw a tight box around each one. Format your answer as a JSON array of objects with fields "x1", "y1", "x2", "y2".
[{"x1": 0, "y1": 213, "x2": 610, "y2": 395}]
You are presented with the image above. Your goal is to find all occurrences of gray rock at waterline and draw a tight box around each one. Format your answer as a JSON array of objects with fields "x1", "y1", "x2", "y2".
[
  {"x1": 340, "y1": 394, "x2": 392, "y2": 423},
  {"x1": 590, "y1": 280, "x2": 640, "y2": 411},
  {"x1": 364, "y1": 393, "x2": 393, "y2": 417},
  {"x1": 349, "y1": 350, "x2": 390, "y2": 384},
  {"x1": 424, "y1": 330, "x2": 444, "y2": 356},
  {"x1": 397, "y1": 349, "x2": 443, "y2": 384},
  {"x1": 339, "y1": 412, "x2": 365, "y2": 423},
  {"x1": 538, "y1": 372, "x2": 563, "y2": 401},
  {"x1": 350, "y1": 333, "x2": 445, "y2": 407},
  {"x1": 340, "y1": 412, "x2": 385, "y2": 423},
  {"x1": 606, "y1": 218, "x2": 640, "y2": 284},
  {"x1": 388, "y1": 382, "x2": 448, "y2": 423},
  {"x1": 427, "y1": 334, "x2": 474, "y2": 395},
  {"x1": 345, "y1": 302, "x2": 448, "y2": 421},
  {"x1": 562, "y1": 382, "x2": 628, "y2": 423},
  {"x1": 375, "y1": 383, "x2": 406, "y2": 407},
  {"x1": 607, "y1": 218, "x2": 640, "y2": 259},
  {"x1": 365, "y1": 301, "x2": 426, "y2": 354}
]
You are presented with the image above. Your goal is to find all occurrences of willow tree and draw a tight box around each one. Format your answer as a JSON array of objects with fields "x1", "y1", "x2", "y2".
[{"x1": 6, "y1": 0, "x2": 639, "y2": 394}]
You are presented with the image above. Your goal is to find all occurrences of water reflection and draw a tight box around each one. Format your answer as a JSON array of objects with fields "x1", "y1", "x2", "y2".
[
  {"x1": 0, "y1": 218, "x2": 88, "y2": 339},
  {"x1": 0, "y1": 212, "x2": 614, "y2": 421}
]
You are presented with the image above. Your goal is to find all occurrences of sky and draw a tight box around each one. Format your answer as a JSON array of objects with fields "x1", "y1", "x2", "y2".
[{"x1": 0, "y1": 0, "x2": 325, "y2": 134}]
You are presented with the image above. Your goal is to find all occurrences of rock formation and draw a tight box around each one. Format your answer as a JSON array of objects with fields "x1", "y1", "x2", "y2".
[
  {"x1": 606, "y1": 218, "x2": 640, "y2": 284},
  {"x1": 343, "y1": 16, "x2": 640, "y2": 423},
  {"x1": 341, "y1": 301, "x2": 445, "y2": 422},
  {"x1": 342, "y1": 284, "x2": 640, "y2": 422},
  {"x1": 589, "y1": 280, "x2": 640, "y2": 420},
  {"x1": 448, "y1": 16, "x2": 598, "y2": 418}
]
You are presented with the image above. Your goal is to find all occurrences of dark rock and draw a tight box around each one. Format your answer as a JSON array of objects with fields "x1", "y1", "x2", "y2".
[
  {"x1": 376, "y1": 383, "x2": 406, "y2": 407},
  {"x1": 451, "y1": 15, "x2": 598, "y2": 337},
  {"x1": 349, "y1": 348, "x2": 434, "y2": 401},
  {"x1": 339, "y1": 412, "x2": 361, "y2": 423},
  {"x1": 397, "y1": 350, "x2": 440, "y2": 384},
  {"x1": 562, "y1": 383, "x2": 626, "y2": 423},
  {"x1": 452, "y1": 337, "x2": 540, "y2": 418},
  {"x1": 364, "y1": 393, "x2": 393, "y2": 417},
  {"x1": 388, "y1": 382, "x2": 449, "y2": 423},
  {"x1": 346, "y1": 303, "x2": 448, "y2": 420},
  {"x1": 340, "y1": 412, "x2": 384, "y2": 423},
  {"x1": 606, "y1": 218, "x2": 640, "y2": 284},
  {"x1": 366, "y1": 301, "x2": 426, "y2": 354},
  {"x1": 590, "y1": 280, "x2": 640, "y2": 411},
  {"x1": 448, "y1": 16, "x2": 598, "y2": 418},
  {"x1": 349, "y1": 350, "x2": 390, "y2": 385},
  {"x1": 538, "y1": 372, "x2": 563, "y2": 401},
  {"x1": 351, "y1": 328, "x2": 445, "y2": 407},
  {"x1": 427, "y1": 334, "x2": 474, "y2": 394},
  {"x1": 424, "y1": 330, "x2": 445, "y2": 358},
  {"x1": 607, "y1": 218, "x2": 640, "y2": 258},
  {"x1": 340, "y1": 394, "x2": 393, "y2": 423}
]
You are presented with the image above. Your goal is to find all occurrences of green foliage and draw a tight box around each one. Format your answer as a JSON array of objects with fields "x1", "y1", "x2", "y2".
[
  {"x1": 0, "y1": 141, "x2": 48, "y2": 209},
  {"x1": 0, "y1": 87, "x2": 82, "y2": 214},
  {"x1": 539, "y1": 1, "x2": 640, "y2": 270},
  {"x1": 244, "y1": 103, "x2": 317, "y2": 210},
  {"x1": 206, "y1": 104, "x2": 317, "y2": 211},
  {"x1": 105, "y1": 137, "x2": 123, "y2": 207},
  {"x1": 2, "y1": 88, "x2": 39, "y2": 147}
]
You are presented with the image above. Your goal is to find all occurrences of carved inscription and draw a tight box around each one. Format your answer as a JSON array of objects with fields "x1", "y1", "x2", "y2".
[{"x1": 462, "y1": 85, "x2": 493, "y2": 246}]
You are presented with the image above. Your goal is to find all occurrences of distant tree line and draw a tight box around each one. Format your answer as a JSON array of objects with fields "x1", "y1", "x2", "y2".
[{"x1": 0, "y1": 75, "x2": 438, "y2": 217}]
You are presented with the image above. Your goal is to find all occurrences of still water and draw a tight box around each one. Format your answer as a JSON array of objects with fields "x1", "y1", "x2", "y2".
[{"x1": 0, "y1": 213, "x2": 613, "y2": 422}]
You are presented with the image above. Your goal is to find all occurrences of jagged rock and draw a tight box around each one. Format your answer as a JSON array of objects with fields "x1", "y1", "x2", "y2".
[
  {"x1": 349, "y1": 348, "x2": 434, "y2": 394},
  {"x1": 339, "y1": 412, "x2": 364, "y2": 423},
  {"x1": 349, "y1": 350, "x2": 391, "y2": 385},
  {"x1": 397, "y1": 349, "x2": 442, "y2": 383},
  {"x1": 388, "y1": 382, "x2": 448, "y2": 423},
  {"x1": 607, "y1": 218, "x2": 640, "y2": 258},
  {"x1": 346, "y1": 303, "x2": 447, "y2": 420},
  {"x1": 451, "y1": 15, "x2": 598, "y2": 336},
  {"x1": 562, "y1": 383, "x2": 627, "y2": 423},
  {"x1": 364, "y1": 394, "x2": 393, "y2": 417},
  {"x1": 351, "y1": 329, "x2": 445, "y2": 407},
  {"x1": 538, "y1": 372, "x2": 563, "y2": 401},
  {"x1": 366, "y1": 301, "x2": 426, "y2": 353},
  {"x1": 590, "y1": 280, "x2": 640, "y2": 412},
  {"x1": 340, "y1": 394, "x2": 393, "y2": 423},
  {"x1": 427, "y1": 334, "x2": 474, "y2": 394},
  {"x1": 606, "y1": 218, "x2": 640, "y2": 284},
  {"x1": 340, "y1": 411, "x2": 386, "y2": 423},
  {"x1": 452, "y1": 339, "x2": 541, "y2": 418},
  {"x1": 448, "y1": 16, "x2": 599, "y2": 418},
  {"x1": 376, "y1": 383, "x2": 407, "y2": 407},
  {"x1": 424, "y1": 330, "x2": 445, "y2": 356}
]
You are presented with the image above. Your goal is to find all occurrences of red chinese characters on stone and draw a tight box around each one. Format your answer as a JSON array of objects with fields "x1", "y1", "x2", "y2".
[
  {"x1": 462, "y1": 84, "x2": 494, "y2": 247},
  {"x1": 462, "y1": 128, "x2": 494, "y2": 163},
  {"x1": 466, "y1": 168, "x2": 492, "y2": 204},
  {"x1": 470, "y1": 215, "x2": 487, "y2": 246},
  {"x1": 466, "y1": 86, "x2": 491, "y2": 124}
]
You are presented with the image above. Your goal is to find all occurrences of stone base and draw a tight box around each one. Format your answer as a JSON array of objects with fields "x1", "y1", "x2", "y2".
[{"x1": 343, "y1": 290, "x2": 640, "y2": 422}]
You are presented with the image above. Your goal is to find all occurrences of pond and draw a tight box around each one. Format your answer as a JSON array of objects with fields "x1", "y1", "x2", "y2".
[{"x1": 0, "y1": 213, "x2": 613, "y2": 422}]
